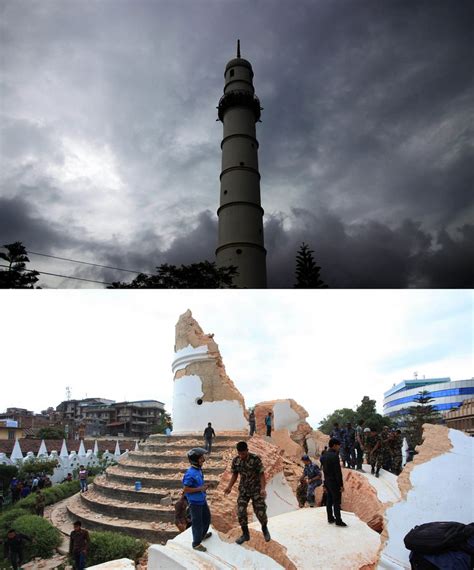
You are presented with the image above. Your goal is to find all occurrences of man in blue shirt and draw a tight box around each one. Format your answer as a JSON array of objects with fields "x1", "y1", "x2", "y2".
[{"x1": 182, "y1": 448, "x2": 212, "y2": 552}]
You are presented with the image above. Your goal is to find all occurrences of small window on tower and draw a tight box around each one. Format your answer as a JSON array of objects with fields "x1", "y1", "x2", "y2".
[
  {"x1": 236, "y1": 249, "x2": 242, "y2": 255},
  {"x1": 240, "y1": 161, "x2": 244, "y2": 166},
  {"x1": 230, "y1": 69, "x2": 235, "y2": 77},
  {"x1": 223, "y1": 190, "x2": 228, "y2": 195}
]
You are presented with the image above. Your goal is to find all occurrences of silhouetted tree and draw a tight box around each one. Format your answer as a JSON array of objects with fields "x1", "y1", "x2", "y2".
[
  {"x1": 0, "y1": 242, "x2": 40, "y2": 288},
  {"x1": 319, "y1": 396, "x2": 391, "y2": 434},
  {"x1": 109, "y1": 261, "x2": 238, "y2": 289},
  {"x1": 404, "y1": 390, "x2": 443, "y2": 448},
  {"x1": 294, "y1": 243, "x2": 326, "y2": 288},
  {"x1": 37, "y1": 427, "x2": 66, "y2": 440}
]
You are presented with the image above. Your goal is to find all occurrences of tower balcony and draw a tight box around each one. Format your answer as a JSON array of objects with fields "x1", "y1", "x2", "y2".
[{"x1": 218, "y1": 90, "x2": 262, "y2": 123}]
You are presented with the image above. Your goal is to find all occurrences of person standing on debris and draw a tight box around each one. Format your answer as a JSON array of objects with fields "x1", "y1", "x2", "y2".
[
  {"x1": 265, "y1": 412, "x2": 273, "y2": 437},
  {"x1": 301, "y1": 455, "x2": 322, "y2": 507},
  {"x1": 4, "y1": 529, "x2": 32, "y2": 570},
  {"x1": 34, "y1": 488, "x2": 46, "y2": 517},
  {"x1": 69, "y1": 521, "x2": 90, "y2": 570},
  {"x1": 224, "y1": 441, "x2": 271, "y2": 544},
  {"x1": 203, "y1": 422, "x2": 216, "y2": 454},
  {"x1": 320, "y1": 438, "x2": 347, "y2": 527},
  {"x1": 355, "y1": 419, "x2": 365, "y2": 470},
  {"x1": 380, "y1": 426, "x2": 392, "y2": 473},
  {"x1": 342, "y1": 422, "x2": 356, "y2": 469},
  {"x1": 78, "y1": 465, "x2": 88, "y2": 493},
  {"x1": 248, "y1": 409, "x2": 256, "y2": 436},
  {"x1": 182, "y1": 448, "x2": 212, "y2": 552},
  {"x1": 330, "y1": 422, "x2": 343, "y2": 442},
  {"x1": 364, "y1": 427, "x2": 379, "y2": 474},
  {"x1": 389, "y1": 429, "x2": 403, "y2": 475}
]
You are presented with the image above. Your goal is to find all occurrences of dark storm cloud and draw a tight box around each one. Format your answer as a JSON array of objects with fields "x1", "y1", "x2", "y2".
[
  {"x1": 1, "y1": 0, "x2": 472, "y2": 287},
  {"x1": 0, "y1": 195, "x2": 72, "y2": 250}
]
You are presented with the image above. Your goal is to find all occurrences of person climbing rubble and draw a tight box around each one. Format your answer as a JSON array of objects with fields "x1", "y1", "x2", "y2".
[
  {"x1": 224, "y1": 441, "x2": 271, "y2": 544},
  {"x1": 301, "y1": 455, "x2": 322, "y2": 507},
  {"x1": 203, "y1": 422, "x2": 216, "y2": 454},
  {"x1": 182, "y1": 447, "x2": 212, "y2": 552}
]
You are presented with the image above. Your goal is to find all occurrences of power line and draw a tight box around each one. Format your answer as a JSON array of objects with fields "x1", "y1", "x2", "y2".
[
  {"x1": 0, "y1": 264, "x2": 112, "y2": 286},
  {"x1": 25, "y1": 249, "x2": 148, "y2": 275}
]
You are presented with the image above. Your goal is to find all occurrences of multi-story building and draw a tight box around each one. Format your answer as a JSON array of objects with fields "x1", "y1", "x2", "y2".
[
  {"x1": 55, "y1": 398, "x2": 166, "y2": 438},
  {"x1": 383, "y1": 377, "x2": 474, "y2": 420},
  {"x1": 0, "y1": 419, "x2": 25, "y2": 440},
  {"x1": 108, "y1": 400, "x2": 166, "y2": 438},
  {"x1": 0, "y1": 408, "x2": 51, "y2": 430}
]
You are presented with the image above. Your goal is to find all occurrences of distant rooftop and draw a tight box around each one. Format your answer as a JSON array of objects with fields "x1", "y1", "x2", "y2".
[{"x1": 384, "y1": 377, "x2": 451, "y2": 398}]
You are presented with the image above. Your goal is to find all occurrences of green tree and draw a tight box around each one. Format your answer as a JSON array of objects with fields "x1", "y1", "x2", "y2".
[
  {"x1": 0, "y1": 464, "x2": 18, "y2": 496},
  {"x1": 404, "y1": 390, "x2": 443, "y2": 448},
  {"x1": 0, "y1": 242, "x2": 40, "y2": 288},
  {"x1": 355, "y1": 396, "x2": 391, "y2": 432},
  {"x1": 319, "y1": 396, "x2": 391, "y2": 434},
  {"x1": 37, "y1": 427, "x2": 66, "y2": 440},
  {"x1": 318, "y1": 408, "x2": 357, "y2": 434},
  {"x1": 149, "y1": 412, "x2": 172, "y2": 434},
  {"x1": 109, "y1": 261, "x2": 238, "y2": 289},
  {"x1": 17, "y1": 458, "x2": 59, "y2": 479},
  {"x1": 294, "y1": 243, "x2": 327, "y2": 288}
]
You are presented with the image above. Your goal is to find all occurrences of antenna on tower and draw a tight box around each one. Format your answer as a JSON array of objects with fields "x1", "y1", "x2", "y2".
[
  {"x1": 66, "y1": 386, "x2": 72, "y2": 401},
  {"x1": 237, "y1": 39, "x2": 241, "y2": 58}
]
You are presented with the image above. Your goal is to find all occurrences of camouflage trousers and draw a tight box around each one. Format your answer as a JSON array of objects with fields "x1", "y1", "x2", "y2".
[
  {"x1": 391, "y1": 452, "x2": 402, "y2": 474},
  {"x1": 237, "y1": 491, "x2": 268, "y2": 526}
]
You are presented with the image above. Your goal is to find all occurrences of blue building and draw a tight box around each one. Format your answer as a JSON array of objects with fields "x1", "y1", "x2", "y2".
[{"x1": 383, "y1": 377, "x2": 474, "y2": 419}]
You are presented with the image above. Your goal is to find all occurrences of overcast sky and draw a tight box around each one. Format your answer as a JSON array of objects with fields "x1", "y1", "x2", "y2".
[
  {"x1": 1, "y1": 0, "x2": 473, "y2": 288},
  {"x1": 1, "y1": 290, "x2": 471, "y2": 426}
]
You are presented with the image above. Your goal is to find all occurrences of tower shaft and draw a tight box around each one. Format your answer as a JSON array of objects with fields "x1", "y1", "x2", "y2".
[{"x1": 216, "y1": 46, "x2": 266, "y2": 288}]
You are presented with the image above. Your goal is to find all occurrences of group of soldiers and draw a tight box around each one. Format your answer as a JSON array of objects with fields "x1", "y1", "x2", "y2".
[{"x1": 330, "y1": 421, "x2": 403, "y2": 477}]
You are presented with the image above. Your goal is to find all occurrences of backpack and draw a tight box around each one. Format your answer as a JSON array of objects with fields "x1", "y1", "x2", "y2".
[{"x1": 404, "y1": 522, "x2": 474, "y2": 555}]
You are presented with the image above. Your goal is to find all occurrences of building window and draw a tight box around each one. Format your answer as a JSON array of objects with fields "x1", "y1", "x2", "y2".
[
  {"x1": 236, "y1": 249, "x2": 242, "y2": 255},
  {"x1": 8, "y1": 430, "x2": 15, "y2": 440},
  {"x1": 230, "y1": 69, "x2": 234, "y2": 78},
  {"x1": 223, "y1": 190, "x2": 228, "y2": 195},
  {"x1": 239, "y1": 162, "x2": 244, "y2": 166}
]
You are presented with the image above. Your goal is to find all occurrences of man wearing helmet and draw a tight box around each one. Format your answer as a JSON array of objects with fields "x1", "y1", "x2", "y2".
[
  {"x1": 224, "y1": 441, "x2": 271, "y2": 544},
  {"x1": 182, "y1": 448, "x2": 212, "y2": 552}
]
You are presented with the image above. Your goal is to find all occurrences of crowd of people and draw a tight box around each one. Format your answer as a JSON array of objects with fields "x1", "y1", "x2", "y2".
[
  {"x1": 9, "y1": 474, "x2": 52, "y2": 503},
  {"x1": 175, "y1": 419, "x2": 405, "y2": 544},
  {"x1": 329, "y1": 421, "x2": 403, "y2": 476}
]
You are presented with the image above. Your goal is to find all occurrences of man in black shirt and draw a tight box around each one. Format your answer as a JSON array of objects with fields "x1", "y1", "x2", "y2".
[
  {"x1": 203, "y1": 423, "x2": 216, "y2": 454},
  {"x1": 4, "y1": 529, "x2": 32, "y2": 570},
  {"x1": 320, "y1": 438, "x2": 347, "y2": 527}
]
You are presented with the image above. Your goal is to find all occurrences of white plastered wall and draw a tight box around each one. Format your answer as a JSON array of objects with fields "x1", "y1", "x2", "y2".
[
  {"x1": 378, "y1": 429, "x2": 473, "y2": 569},
  {"x1": 273, "y1": 400, "x2": 300, "y2": 431},
  {"x1": 172, "y1": 374, "x2": 247, "y2": 434}
]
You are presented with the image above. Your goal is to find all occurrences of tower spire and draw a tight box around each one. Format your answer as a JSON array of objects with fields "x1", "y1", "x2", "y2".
[{"x1": 237, "y1": 39, "x2": 241, "y2": 58}]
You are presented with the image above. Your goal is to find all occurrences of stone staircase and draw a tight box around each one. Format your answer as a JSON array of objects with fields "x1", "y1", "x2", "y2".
[{"x1": 66, "y1": 434, "x2": 248, "y2": 543}]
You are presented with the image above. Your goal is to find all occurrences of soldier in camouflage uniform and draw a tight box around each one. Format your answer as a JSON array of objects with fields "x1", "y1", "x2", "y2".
[
  {"x1": 380, "y1": 426, "x2": 392, "y2": 473},
  {"x1": 389, "y1": 429, "x2": 403, "y2": 475},
  {"x1": 224, "y1": 441, "x2": 271, "y2": 544},
  {"x1": 364, "y1": 427, "x2": 380, "y2": 475}
]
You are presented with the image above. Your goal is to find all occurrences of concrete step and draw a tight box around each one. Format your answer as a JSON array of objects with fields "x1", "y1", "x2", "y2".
[
  {"x1": 66, "y1": 492, "x2": 178, "y2": 544},
  {"x1": 106, "y1": 467, "x2": 220, "y2": 489},
  {"x1": 126, "y1": 451, "x2": 225, "y2": 464},
  {"x1": 141, "y1": 442, "x2": 234, "y2": 453},
  {"x1": 146, "y1": 434, "x2": 249, "y2": 443},
  {"x1": 80, "y1": 489, "x2": 175, "y2": 522},
  {"x1": 118, "y1": 460, "x2": 225, "y2": 476},
  {"x1": 92, "y1": 475, "x2": 168, "y2": 504}
]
